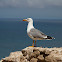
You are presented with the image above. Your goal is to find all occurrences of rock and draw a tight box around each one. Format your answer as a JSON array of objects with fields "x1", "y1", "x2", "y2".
[
  {"x1": 45, "y1": 53, "x2": 62, "y2": 62},
  {"x1": 37, "y1": 55, "x2": 45, "y2": 62},
  {"x1": 30, "y1": 58, "x2": 38, "y2": 62},
  {"x1": 29, "y1": 50, "x2": 40, "y2": 59},
  {"x1": 22, "y1": 50, "x2": 27, "y2": 56},
  {"x1": 2, "y1": 51, "x2": 23, "y2": 62},
  {"x1": 22, "y1": 47, "x2": 33, "y2": 56},
  {"x1": 21, "y1": 47, "x2": 34, "y2": 61},
  {"x1": 20, "y1": 59, "x2": 29, "y2": 62},
  {"x1": 29, "y1": 52, "x2": 36, "y2": 59},
  {"x1": 45, "y1": 48, "x2": 62, "y2": 62},
  {"x1": 0, "y1": 60, "x2": 3, "y2": 62},
  {"x1": 45, "y1": 49, "x2": 52, "y2": 54},
  {"x1": 1, "y1": 47, "x2": 62, "y2": 62},
  {"x1": 33, "y1": 51, "x2": 40, "y2": 57}
]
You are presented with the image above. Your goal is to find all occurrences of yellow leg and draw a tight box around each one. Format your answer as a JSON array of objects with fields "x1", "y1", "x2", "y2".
[
  {"x1": 29, "y1": 40, "x2": 34, "y2": 47},
  {"x1": 32, "y1": 40, "x2": 34, "y2": 47}
]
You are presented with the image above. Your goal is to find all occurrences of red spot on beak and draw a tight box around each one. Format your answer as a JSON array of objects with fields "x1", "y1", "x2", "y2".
[
  {"x1": 23, "y1": 19, "x2": 27, "y2": 21},
  {"x1": 23, "y1": 20, "x2": 25, "y2": 21}
]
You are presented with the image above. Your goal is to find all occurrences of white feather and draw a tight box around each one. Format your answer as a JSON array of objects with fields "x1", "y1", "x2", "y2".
[{"x1": 27, "y1": 19, "x2": 34, "y2": 33}]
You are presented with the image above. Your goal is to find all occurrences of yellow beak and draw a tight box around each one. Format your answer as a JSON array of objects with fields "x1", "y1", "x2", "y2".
[{"x1": 23, "y1": 19, "x2": 27, "y2": 21}]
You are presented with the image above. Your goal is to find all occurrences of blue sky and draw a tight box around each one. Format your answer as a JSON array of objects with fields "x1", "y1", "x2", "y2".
[{"x1": 0, "y1": 0, "x2": 62, "y2": 19}]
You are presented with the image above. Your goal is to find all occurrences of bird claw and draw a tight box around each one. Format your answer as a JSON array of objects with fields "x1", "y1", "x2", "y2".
[{"x1": 29, "y1": 46, "x2": 34, "y2": 47}]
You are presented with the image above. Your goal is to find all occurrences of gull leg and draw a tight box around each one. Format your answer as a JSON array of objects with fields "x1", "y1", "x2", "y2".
[
  {"x1": 32, "y1": 40, "x2": 34, "y2": 47},
  {"x1": 29, "y1": 40, "x2": 34, "y2": 47},
  {"x1": 34, "y1": 40, "x2": 36, "y2": 47}
]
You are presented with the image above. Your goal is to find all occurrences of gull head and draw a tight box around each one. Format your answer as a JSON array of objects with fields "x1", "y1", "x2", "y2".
[{"x1": 23, "y1": 18, "x2": 33, "y2": 22}]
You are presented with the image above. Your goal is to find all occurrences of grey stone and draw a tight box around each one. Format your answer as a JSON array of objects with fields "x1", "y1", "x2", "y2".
[
  {"x1": 37, "y1": 55, "x2": 45, "y2": 62},
  {"x1": 1, "y1": 47, "x2": 62, "y2": 62},
  {"x1": 30, "y1": 58, "x2": 38, "y2": 62},
  {"x1": 22, "y1": 50, "x2": 27, "y2": 56},
  {"x1": 29, "y1": 51, "x2": 40, "y2": 59}
]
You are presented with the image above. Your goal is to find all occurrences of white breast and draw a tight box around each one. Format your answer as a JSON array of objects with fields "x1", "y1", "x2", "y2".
[{"x1": 27, "y1": 21, "x2": 34, "y2": 33}]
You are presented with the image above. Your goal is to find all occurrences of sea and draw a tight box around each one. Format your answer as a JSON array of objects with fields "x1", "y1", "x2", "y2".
[{"x1": 0, "y1": 18, "x2": 62, "y2": 59}]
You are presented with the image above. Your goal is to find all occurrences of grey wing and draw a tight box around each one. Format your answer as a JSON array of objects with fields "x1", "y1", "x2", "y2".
[{"x1": 28, "y1": 28, "x2": 47, "y2": 39}]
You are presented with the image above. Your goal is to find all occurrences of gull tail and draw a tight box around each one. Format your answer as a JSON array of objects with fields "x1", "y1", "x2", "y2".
[{"x1": 46, "y1": 36, "x2": 55, "y2": 40}]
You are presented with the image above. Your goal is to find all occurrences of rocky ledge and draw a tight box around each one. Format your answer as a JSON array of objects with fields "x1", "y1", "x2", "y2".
[{"x1": 1, "y1": 47, "x2": 62, "y2": 62}]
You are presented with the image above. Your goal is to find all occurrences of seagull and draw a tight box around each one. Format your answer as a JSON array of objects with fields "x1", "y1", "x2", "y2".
[{"x1": 23, "y1": 18, "x2": 55, "y2": 47}]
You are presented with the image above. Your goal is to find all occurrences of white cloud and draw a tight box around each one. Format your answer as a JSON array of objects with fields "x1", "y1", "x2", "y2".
[{"x1": 0, "y1": 0, "x2": 62, "y2": 8}]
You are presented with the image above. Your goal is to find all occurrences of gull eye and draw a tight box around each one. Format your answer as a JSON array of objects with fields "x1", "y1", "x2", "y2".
[{"x1": 27, "y1": 19, "x2": 29, "y2": 20}]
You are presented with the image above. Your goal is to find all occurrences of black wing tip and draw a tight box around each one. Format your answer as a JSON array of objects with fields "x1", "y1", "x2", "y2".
[{"x1": 47, "y1": 36, "x2": 55, "y2": 39}]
